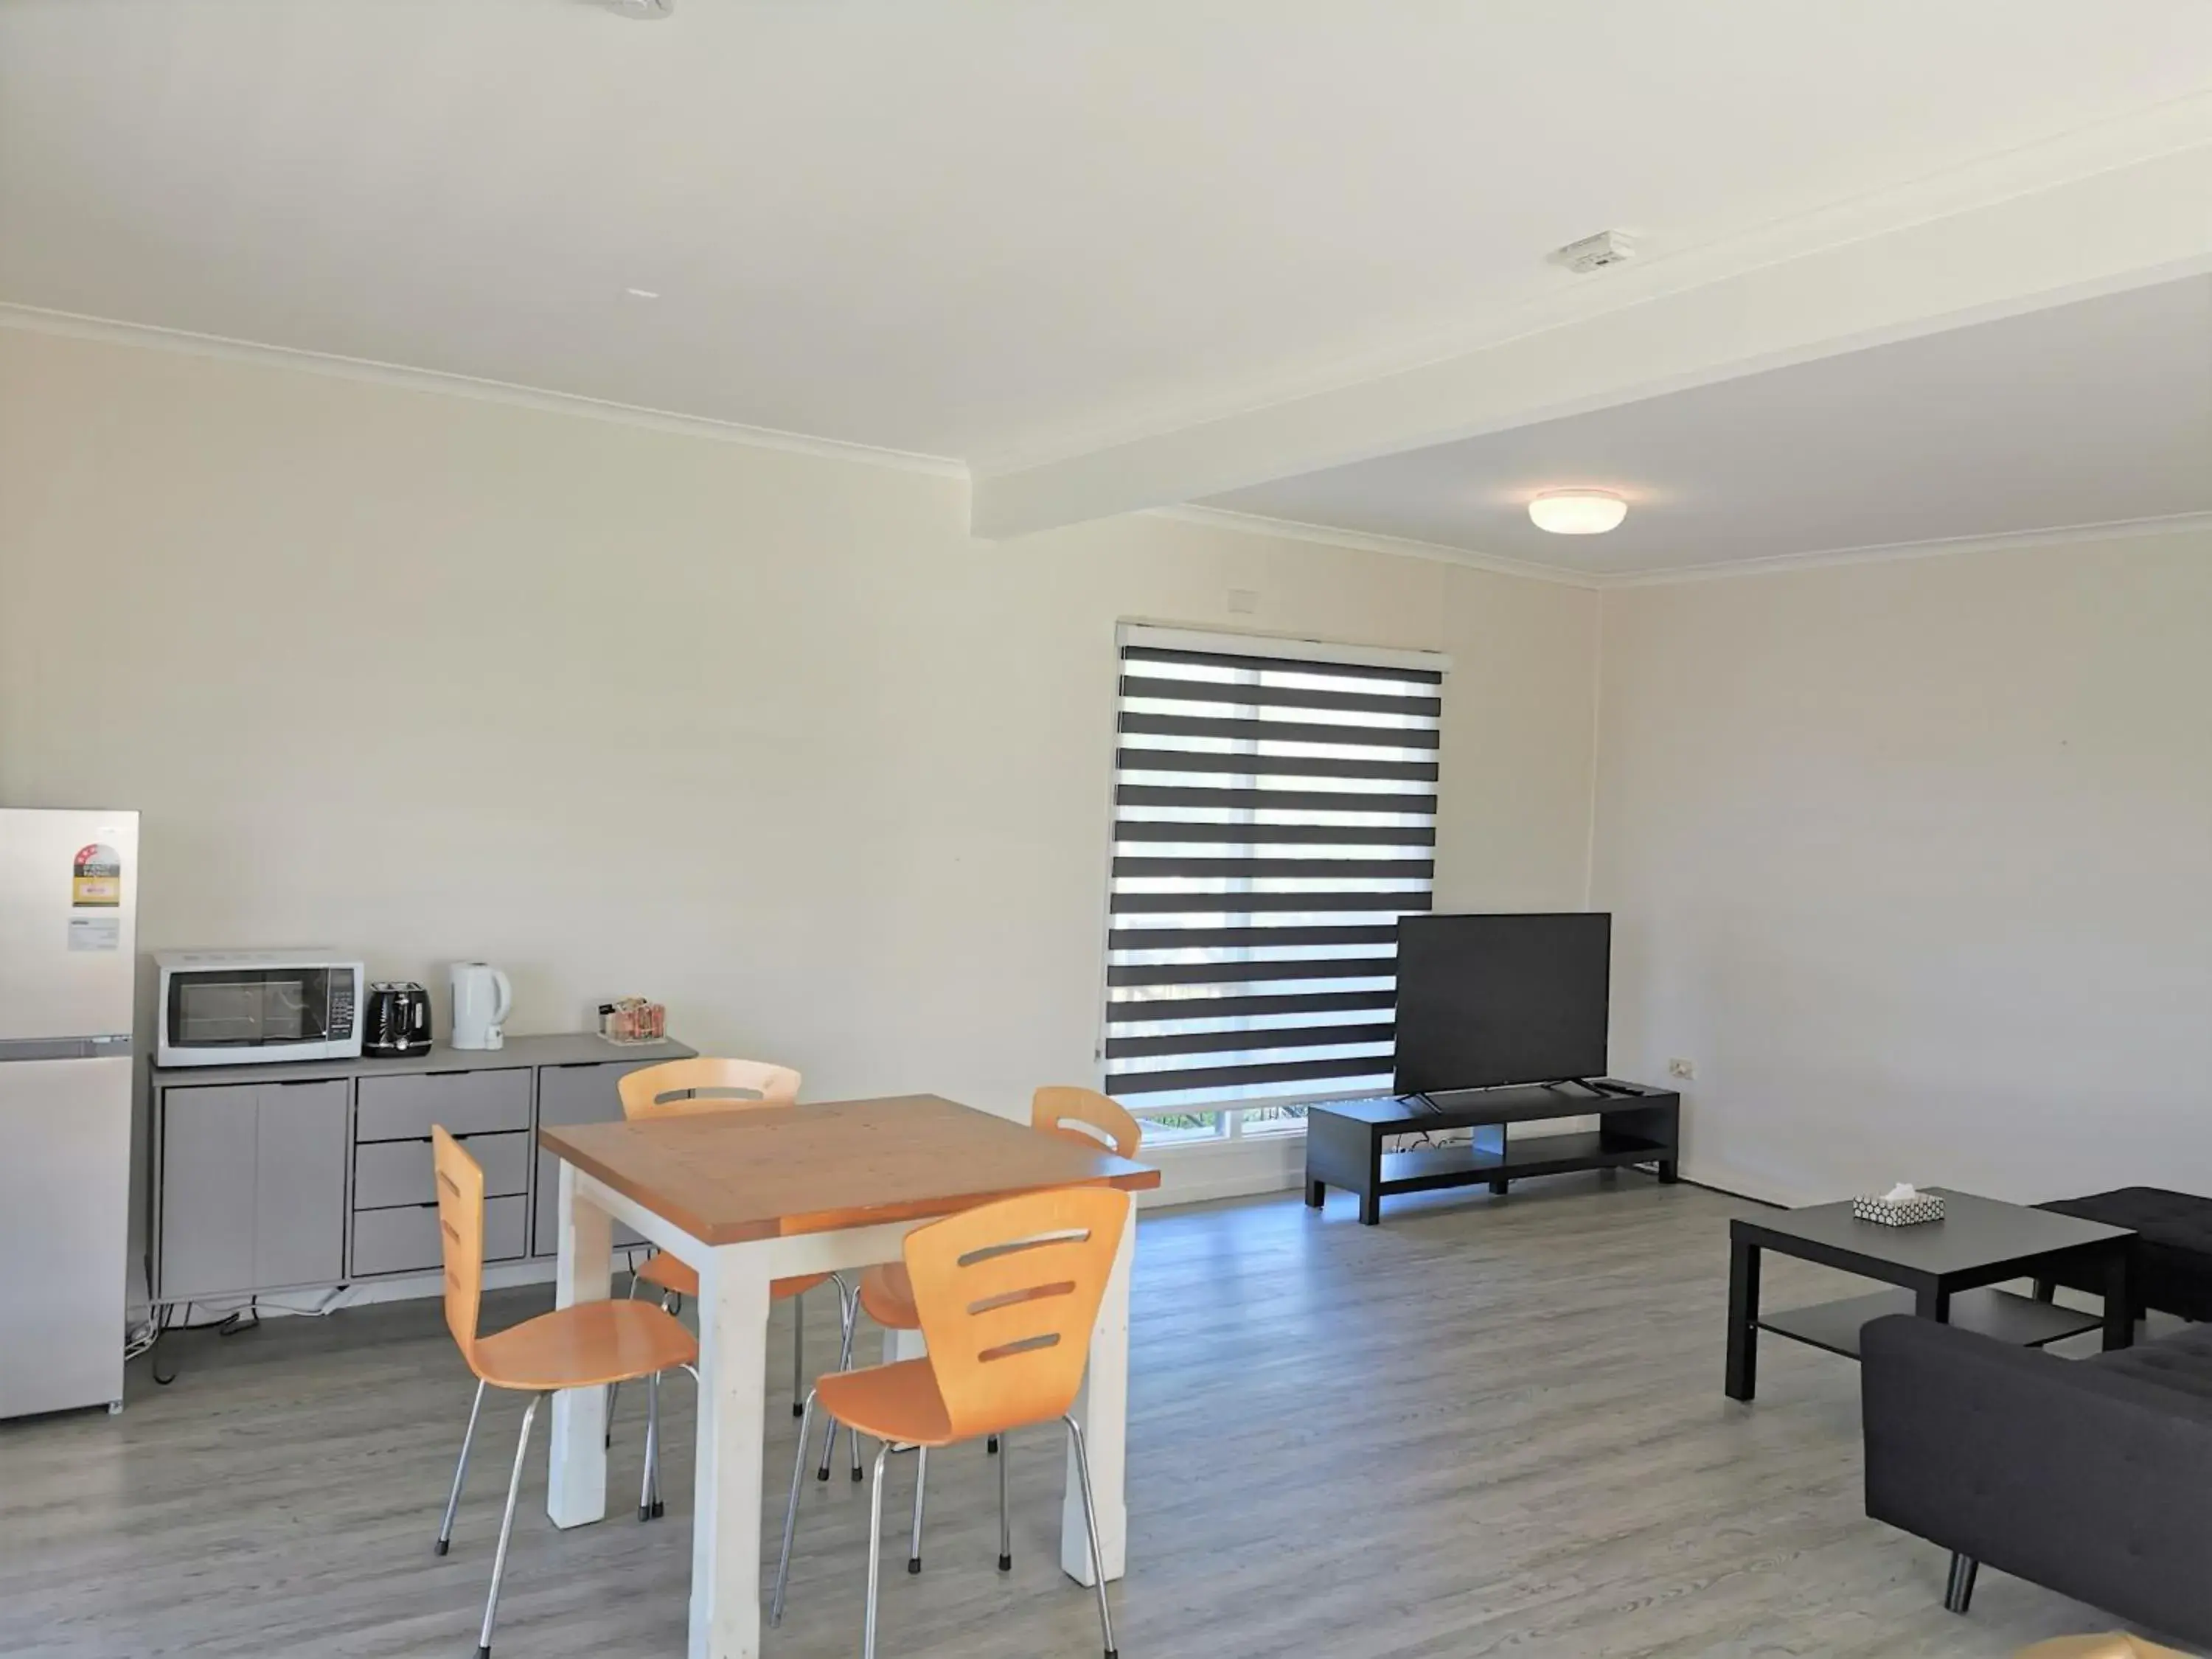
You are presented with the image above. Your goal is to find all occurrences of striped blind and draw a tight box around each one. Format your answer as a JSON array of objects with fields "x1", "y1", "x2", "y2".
[{"x1": 1102, "y1": 628, "x2": 1444, "y2": 1109}]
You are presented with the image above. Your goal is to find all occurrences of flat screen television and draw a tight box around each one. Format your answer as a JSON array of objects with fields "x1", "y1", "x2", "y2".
[{"x1": 1393, "y1": 912, "x2": 1611, "y2": 1095}]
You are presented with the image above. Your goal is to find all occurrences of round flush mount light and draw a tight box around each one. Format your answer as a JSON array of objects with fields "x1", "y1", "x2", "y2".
[{"x1": 1528, "y1": 490, "x2": 1628, "y2": 535}]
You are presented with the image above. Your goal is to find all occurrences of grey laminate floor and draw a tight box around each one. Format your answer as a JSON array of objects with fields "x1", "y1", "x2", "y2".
[{"x1": 0, "y1": 1175, "x2": 2155, "y2": 1658}]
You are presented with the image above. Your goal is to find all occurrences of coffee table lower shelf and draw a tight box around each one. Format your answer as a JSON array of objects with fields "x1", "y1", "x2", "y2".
[{"x1": 1759, "y1": 1286, "x2": 2101, "y2": 1360}]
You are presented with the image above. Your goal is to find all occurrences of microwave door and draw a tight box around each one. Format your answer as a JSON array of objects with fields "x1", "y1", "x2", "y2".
[
  {"x1": 173, "y1": 970, "x2": 332, "y2": 1051},
  {"x1": 265, "y1": 979, "x2": 311, "y2": 1042},
  {"x1": 174, "y1": 981, "x2": 265, "y2": 1046}
]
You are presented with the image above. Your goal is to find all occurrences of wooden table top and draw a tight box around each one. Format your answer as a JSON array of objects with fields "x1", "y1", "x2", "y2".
[{"x1": 539, "y1": 1093, "x2": 1161, "y2": 1245}]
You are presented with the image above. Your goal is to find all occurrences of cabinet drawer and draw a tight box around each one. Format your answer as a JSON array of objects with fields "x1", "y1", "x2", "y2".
[
  {"x1": 352, "y1": 1194, "x2": 526, "y2": 1277},
  {"x1": 356, "y1": 1068, "x2": 529, "y2": 1141},
  {"x1": 355, "y1": 1131, "x2": 529, "y2": 1211},
  {"x1": 537, "y1": 1059, "x2": 658, "y2": 1127},
  {"x1": 532, "y1": 1060, "x2": 653, "y2": 1256}
]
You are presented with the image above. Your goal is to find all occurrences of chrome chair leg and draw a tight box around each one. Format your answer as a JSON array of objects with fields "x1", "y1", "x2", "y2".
[
  {"x1": 639, "y1": 1369, "x2": 663, "y2": 1521},
  {"x1": 997, "y1": 1430, "x2": 1011, "y2": 1571},
  {"x1": 816, "y1": 1276, "x2": 863, "y2": 1484},
  {"x1": 862, "y1": 1441, "x2": 891, "y2": 1659},
  {"x1": 650, "y1": 1370, "x2": 665, "y2": 1517},
  {"x1": 1065, "y1": 1415, "x2": 1119, "y2": 1659},
  {"x1": 772, "y1": 1388, "x2": 819, "y2": 1627},
  {"x1": 605, "y1": 1270, "x2": 644, "y2": 1448},
  {"x1": 842, "y1": 1293, "x2": 863, "y2": 1482},
  {"x1": 791, "y1": 1289, "x2": 805, "y2": 1417},
  {"x1": 907, "y1": 1446, "x2": 928, "y2": 1574},
  {"x1": 436, "y1": 1377, "x2": 487, "y2": 1555},
  {"x1": 477, "y1": 1391, "x2": 544, "y2": 1659}
]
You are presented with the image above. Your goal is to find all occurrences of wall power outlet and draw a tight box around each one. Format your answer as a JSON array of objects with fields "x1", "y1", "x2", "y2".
[{"x1": 1666, "y1": 1057, "x2": 1697, "y2": 1081}]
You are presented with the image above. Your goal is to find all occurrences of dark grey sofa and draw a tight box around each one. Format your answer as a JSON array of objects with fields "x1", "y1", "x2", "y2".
[{"x1": 1862, "y1": 1313, "x2": 2212, "y2": 1644}]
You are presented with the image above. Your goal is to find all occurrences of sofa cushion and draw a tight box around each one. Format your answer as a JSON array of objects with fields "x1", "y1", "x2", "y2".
[
  {"x1": 2038, "y1": 1187, "x2": 2212, "y2": 1323},
  {"x1": 2088, "y1": 1321, "x2": 2212, "y2": 1405}
]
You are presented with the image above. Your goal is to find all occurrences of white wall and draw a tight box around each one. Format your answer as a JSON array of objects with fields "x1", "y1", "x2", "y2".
[
  {"x1": 0, "y1": 327, "x2": 1600, "y2": 1250},
  {"x1": 20, "y1": 322, "x2": 2206, "y2": 1256},
  {"x1": 1593, "y1": 535, "x2": 2212, "y2": 1205}
]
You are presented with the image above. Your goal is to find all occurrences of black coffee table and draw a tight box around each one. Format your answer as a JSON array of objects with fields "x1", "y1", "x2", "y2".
[{"x1": 1725, "y1": 1187, "x2": 2135, "y2": 1401}]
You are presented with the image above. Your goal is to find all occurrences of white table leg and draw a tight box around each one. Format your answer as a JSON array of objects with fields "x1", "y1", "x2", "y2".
[
  {"x1": 546, "y1": 1160, "x2": 612, "y2": 1528},
  {"x1": 691, "y1": 1241, "x2": 773, "y2": 1659},
  {"x1": 1062, "y1": 1192, "x2": 1133, "y2": 1585}
]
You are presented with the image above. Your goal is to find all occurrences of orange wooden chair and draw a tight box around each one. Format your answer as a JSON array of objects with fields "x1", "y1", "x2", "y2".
[
  {"x1": 429, "y1": 1127, "x2": 695, "y2": 1658},
  {"x1": 605, "y1": 1057, "x2": 862, "y2": 1477},
  {"x1": 832, "y1": 1088, "x2": 1141, "y2": 1517},
  {"x1": 772, "y1": 1183, "x2": 1130, "y2": 1659}
]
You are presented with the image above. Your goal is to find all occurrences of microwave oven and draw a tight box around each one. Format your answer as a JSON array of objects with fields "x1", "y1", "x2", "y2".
[{"x1": 154, "y1": 950, "x2": 365, "y2": 1067}]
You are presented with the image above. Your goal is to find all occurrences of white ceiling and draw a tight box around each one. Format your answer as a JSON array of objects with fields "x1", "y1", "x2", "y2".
[
  {"x1": 6, "y1": 0, "x2": 2212, "y2": 479},
  {"x1": 1206, "y1": 275, "x2": 2212, "y2": 576}
]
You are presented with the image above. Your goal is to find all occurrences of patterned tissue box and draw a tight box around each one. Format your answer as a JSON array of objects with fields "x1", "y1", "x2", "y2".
[{"x1": 1852, "y1": 1191, "x2": 1945, "y2": 1226}]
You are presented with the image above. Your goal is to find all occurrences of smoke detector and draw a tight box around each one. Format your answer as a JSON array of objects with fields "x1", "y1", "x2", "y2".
[
  {"x1": 1551, "y1": 230, "x2": 1637, "y2": 274},
  {"x1": 603, "y1": 0, "x2": 674, "y2": 16}
]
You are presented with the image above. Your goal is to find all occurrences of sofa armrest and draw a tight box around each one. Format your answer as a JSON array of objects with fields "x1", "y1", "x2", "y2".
[{"x1": 1862, "y1": 1314, "x2": 2212, "y2": 1644}]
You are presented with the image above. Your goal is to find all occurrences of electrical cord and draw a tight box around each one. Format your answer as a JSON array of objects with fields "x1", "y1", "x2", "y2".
[
  {"x1": 147, "y1": 1301, "x2": 259, "y2": 1385},
  {"x1": 139, "y1": 1288, "x2": 347, "y2": 1385}
]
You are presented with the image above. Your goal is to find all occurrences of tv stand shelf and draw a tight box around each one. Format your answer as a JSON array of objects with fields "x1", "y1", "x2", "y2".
[{"x1": 1305, "y1": 1082, "x2": 1679, "y2": 1225}]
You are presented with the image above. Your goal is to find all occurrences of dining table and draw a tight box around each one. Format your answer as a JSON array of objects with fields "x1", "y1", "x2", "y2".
[{"x1": 538, "y1": 1091, "x2": 1161, "y2": 1659}]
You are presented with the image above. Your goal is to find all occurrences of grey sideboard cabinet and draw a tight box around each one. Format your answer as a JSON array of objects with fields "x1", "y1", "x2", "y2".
[{"x1": 149, "y1": 1033, "x2": 694, "y2": 1307}]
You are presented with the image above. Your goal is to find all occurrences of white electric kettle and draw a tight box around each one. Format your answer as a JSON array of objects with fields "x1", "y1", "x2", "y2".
[{"x1": 449, "y1": 962, "x2": 512, "y2": 1051}]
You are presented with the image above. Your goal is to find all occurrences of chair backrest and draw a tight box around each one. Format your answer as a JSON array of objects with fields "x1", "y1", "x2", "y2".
[
  {"x1": 903, "y1": 1185, "x2": 1130, "y2": 1440},
  {"x1": 618, "y1": 1056, "x2": 801, "y2": 1120},
  {"x1": 1030, "y1": 1085, "x2": 1142, "y2": 1158},
  {"x1": 431, "y1": 1126, "x2": 484, "y2": 1363}
]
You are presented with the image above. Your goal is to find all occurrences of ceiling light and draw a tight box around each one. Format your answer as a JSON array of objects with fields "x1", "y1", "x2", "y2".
[
  {"x1": 1528, "y1": 490, "x2": 1627, "y2": 535},
  {"x1": 625, "y1": 288, "x2": 660, "y2": 300}
]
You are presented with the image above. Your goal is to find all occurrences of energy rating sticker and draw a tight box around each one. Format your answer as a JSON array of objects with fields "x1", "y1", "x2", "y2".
[{"x1": 72, "y1": 844, "x2": 122, "y2": 908}]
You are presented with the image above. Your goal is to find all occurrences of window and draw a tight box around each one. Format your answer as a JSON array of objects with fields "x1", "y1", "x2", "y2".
[{"x1": 1100, "y1": 625, "x2": 1446, "y2": 1141}]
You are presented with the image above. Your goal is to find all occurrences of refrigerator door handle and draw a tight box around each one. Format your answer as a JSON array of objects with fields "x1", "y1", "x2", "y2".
[{"x1": 0, "y1": 1034, "x2": 132, "y2": 1062}]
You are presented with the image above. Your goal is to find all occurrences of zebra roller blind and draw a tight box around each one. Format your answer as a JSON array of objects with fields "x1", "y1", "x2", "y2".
[{"x1": 1102, "y1": 627, "x2": 1446, "y2": 1108}]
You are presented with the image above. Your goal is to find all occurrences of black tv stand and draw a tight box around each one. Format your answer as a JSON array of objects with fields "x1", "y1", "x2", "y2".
[{"x1": 1304, "y1": 1080, "x2": 1680, "y2": 1225}]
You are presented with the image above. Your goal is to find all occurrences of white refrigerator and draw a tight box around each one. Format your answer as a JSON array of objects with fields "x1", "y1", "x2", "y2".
[{"x1": 0, "y1": 807, "x2": 138, "y2": 1419}]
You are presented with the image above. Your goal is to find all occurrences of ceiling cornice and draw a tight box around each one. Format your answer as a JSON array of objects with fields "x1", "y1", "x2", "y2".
[
  {"x1": 1149, "y1": 505, "x2": 1602, "y2": 588},
  {"x1": 1602, "y1": 510, "x2": 2212, "y2": 589},
  {"x1": 1164, "y1": 508, "x2": 2212, "y2": 593},
  {"x1": 0, "y1": 301, "x2": 967, "y2": 479}
]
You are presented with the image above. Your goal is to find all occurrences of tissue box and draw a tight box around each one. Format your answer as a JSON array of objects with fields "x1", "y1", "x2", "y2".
[{"x1": 1852, "y1": 1192, "x2": 1945, "y2": 1226}]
